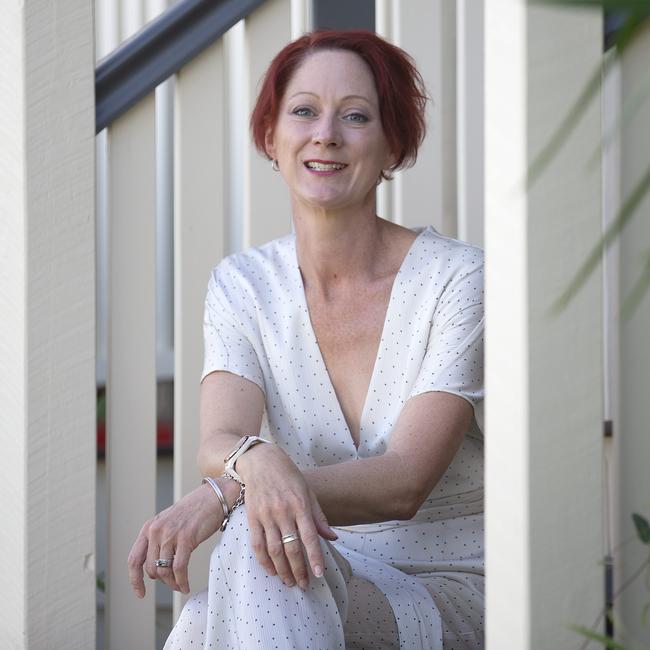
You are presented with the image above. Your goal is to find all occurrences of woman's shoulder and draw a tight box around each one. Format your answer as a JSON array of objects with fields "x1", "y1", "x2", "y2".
[
  {"x1": 208, "y1": 233, "x2": 297, "y2": 302},
  {"x1": 412, "y1": 225, "x2": 484, "y2": 280},
  {"x1": 420, "y1": 225, "x2": 483, "y2": 260},
  {"x1": 211, "y1": 233, "x2": 294, "y2": 278}
]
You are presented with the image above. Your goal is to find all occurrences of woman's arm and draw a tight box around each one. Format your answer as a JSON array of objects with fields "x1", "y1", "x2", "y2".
[
  {"x1": 303, "y1": 391, "x2": 472, "y2": 524},
  {"x1": 198, "y1": 371, "x2": 473, "y2": 526}
]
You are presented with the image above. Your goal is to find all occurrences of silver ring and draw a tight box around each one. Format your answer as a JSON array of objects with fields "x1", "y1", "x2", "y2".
[
  {"x1": 281, "y1": 533, "x2": 300, "y2": 545},
  {"x1": 155, "y1": 558, "x2": 173, "y2": 568}
]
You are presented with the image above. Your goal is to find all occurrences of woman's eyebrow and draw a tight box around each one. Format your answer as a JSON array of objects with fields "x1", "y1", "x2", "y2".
[{"x1": 287, "y1": 91, "x2": 373, "y2": 104}]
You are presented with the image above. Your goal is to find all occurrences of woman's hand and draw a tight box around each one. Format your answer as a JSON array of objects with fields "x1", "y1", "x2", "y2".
[
  {"x1": 128, "y1": 479, "x2": 237, "y2": 598},
  {"x1": 236, "y1": 444, "x2": 339, "y2": 590}
]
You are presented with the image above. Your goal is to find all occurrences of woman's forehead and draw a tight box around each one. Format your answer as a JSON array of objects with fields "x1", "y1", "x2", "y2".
[{"x1": 284, "y1": 49, "x2": 378, "y2": 102}]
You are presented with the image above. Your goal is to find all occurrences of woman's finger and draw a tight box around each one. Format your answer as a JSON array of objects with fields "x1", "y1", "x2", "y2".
[
  {"x1": 172, "y1": 542, "x2": 192, "y2": 594},
  {"x1": 127, "y1": 531, "x2": 150, "y2": 598},
  {"x1": 144, "y1": 536, "x2": 160, "y2": 581},
  {"x1": 264, "y1": 523, "x2": 296, "y2": 587},
  {"x1": 249, "y1": 519, "x2": 276, "y2": 577},
  {"x1": 278, "y1": 518, "x2": 309, "y2": 590},
  {"x1": 155, "y1": 543, "x2": 179, "y2": 592},
  {"x1": 311, "y1": 494, "x2": 339, "y2": 542},
  {"x1": 295, "y1": 510, "x2": 325, "y2": 580}
]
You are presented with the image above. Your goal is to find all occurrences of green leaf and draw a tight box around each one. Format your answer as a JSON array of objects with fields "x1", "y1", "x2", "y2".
[
  {"x1": 621, "y1": 251, "x2": 650, "y2": 319},
  {"x1": 632, "y1": 513, "x2": 650, "y2": 544},
  {"x1": 526, "y1": 51, "x2": 612, "y2": 190},
  {"x1": 588, "y1": 76, "x2": 650, "y2": 170},
  {"x1": 532, "y1": 0, "x2": 650, "y2": 10},
  {"x1": 550, "y1": 162, "x2": 650, "y2": 314},
  {"x1": 642, "y1": 602, "x2": 650, "y2": 626},
  {"x1": 525, "y1": 10, "x2": 648, "y2": 189},
  {"x1": 569, "y1": 625, "x2": 631, "y2": 650}
]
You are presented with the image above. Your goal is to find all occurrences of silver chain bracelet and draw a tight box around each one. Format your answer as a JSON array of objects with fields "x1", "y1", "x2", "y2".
[{"x1": 218, "y1": 473, "x2": 245, "y2": 532}]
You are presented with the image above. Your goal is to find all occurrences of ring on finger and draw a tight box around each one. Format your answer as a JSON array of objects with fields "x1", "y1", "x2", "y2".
[
  {"x1": 155, "y1": 558, "x2": 174, "y2": 568},
  {"x1": 281, "y1": 533, "x2": 300, "y2": 545}
]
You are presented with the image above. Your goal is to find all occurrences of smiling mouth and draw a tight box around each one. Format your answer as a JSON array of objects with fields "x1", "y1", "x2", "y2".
[{"x1": 304, "y1": 161, "x2": 347, "y2": 172}]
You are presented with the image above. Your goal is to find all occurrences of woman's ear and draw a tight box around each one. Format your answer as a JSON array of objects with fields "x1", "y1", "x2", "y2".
[
  {"x1": 264, "y1": 128, "x2": 276, "y2": 160},
  {"x1": 383, "y1": 148, "x2": 398, "y2": 174}
]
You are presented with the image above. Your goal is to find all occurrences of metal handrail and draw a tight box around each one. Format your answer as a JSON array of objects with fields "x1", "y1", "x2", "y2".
[{"x1": 95, "y1": 0, "x2": 267, "y2": 133}]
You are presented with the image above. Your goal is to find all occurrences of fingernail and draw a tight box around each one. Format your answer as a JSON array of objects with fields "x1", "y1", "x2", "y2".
[
  {"x1": 299, "y1": 580, "x2": 308, "y2": 590},
  {"x1": 284, "y1": 579, "x2": 294, "y2": 587},
  {"x1": 313, "y1": 565, "x2": 323, "y2": 577}
]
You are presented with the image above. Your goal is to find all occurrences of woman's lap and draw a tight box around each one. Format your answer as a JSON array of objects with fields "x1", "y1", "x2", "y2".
[{"x1": 164, "y1": 507, "x2": 483, "y2": 649}]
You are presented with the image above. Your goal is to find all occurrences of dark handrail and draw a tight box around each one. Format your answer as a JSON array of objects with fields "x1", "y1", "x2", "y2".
[{"x1": 95, "y1": 0, "x2": 267, "y2": 133}]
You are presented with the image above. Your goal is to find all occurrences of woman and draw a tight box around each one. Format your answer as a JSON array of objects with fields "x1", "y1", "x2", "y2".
[{"x1": 129, "y1": 30, "x2": 484, "y2": 649}]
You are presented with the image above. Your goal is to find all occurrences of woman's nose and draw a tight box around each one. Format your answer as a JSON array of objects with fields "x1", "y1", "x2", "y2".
[{"x1": 312, "y1": 115, "x2": 341, "y2": 147}]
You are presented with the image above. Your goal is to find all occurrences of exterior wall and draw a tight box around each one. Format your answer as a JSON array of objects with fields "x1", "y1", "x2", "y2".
[{"x1": 0, "y1": 0, "x2": 96, "y2": 646}]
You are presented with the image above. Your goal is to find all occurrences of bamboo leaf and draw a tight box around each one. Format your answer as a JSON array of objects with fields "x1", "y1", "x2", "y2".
[
  {"x1": 621, "y1": 251, "x2": 650, "y2": 319},
  {"x1": 533, "y1": 0, "x2": 650, "y2": 11},
  {"x1": 588, "y1": 76, "x2": 650, "y2": 169},
  {"x1": 632, "y1": 513, "x2": 650, "y2": 544},
  {"x1": 642, "y1": 603, "x2": 650, "y2": 626},
  {"x1": 569, "y1": 624, "x2": 631, "y2": 650},
  {"x1": 551, "y1": 162, "x2": 650, "y2": 314},
  {"x1": 526, "y1": 51, "x2": 613, "y2": 189},
  {"x1": 525, "y1": 9, "x2": 648, "y2": 189}
]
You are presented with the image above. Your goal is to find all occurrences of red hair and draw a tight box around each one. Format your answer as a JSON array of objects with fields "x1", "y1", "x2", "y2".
[{"x1": 250, "y1": 30, "x2": 428, "y2": 173}]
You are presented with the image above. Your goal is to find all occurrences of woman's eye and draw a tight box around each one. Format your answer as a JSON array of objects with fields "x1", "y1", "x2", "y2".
[
  {"x1": 292, "y1": 107, "x2": 314, "y2": 117},
  {"x1": 344, "y1": 112, "x2": 368, "y2": 123}
]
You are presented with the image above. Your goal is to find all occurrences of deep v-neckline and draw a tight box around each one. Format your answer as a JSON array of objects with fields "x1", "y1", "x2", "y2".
[{"x1": 290, "y1": 227, "x2": 428, "y2": 452}]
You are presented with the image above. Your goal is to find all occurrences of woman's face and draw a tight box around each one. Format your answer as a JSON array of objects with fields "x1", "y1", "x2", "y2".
[{"x1": 265, "y1": 49, "x2": 395, "y2": 213}]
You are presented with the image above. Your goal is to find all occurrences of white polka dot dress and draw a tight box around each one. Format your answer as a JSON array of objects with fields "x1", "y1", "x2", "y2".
[{"x1": 164, "y1": 225, "x2": 484, "y2": 649}]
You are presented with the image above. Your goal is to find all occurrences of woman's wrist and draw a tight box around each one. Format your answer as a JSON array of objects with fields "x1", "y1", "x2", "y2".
[
  {"x1": 234, "y1": 441, "x2": 284, "y2": 482},
  {"x1": 215, "y1": 474, "x2": 243, "y2": 510}
]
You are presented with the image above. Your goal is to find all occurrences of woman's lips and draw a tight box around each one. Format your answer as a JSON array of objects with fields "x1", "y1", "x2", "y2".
[{"x1": 304, "y1": 160, "x2": 348, "y2": 173}]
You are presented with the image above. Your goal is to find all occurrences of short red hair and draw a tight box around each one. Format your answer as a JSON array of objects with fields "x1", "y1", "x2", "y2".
[{"x1": 250, "y1": 30, "x2": 428, "y2": 173}]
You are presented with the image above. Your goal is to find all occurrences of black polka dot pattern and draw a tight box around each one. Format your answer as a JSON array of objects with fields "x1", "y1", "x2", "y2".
[{"x1": 167, "y1": 225, "x2": 484, "y2": 648}]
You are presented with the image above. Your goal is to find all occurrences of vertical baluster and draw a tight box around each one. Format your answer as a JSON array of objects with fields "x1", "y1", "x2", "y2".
[
  {"x1": 245, "y1": 0, "x2": 293, "y2": 247},
  {"x1": 106, "y1": 93, "x2": 157, "y2": 649},
  {"x1": 172, "y1": 37, "x2": 227, "y2": 622},
  {"x1": 376, "y1": 0, "x2": 456, "y2": 234},
  {"x1": 456, "y1": 0, "x2": 485, "y2": 248}
]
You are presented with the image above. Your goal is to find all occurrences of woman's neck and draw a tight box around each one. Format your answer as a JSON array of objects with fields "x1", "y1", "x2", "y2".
[{"x1": 292, "y1": 200, "x2": 391, "y2": 300}]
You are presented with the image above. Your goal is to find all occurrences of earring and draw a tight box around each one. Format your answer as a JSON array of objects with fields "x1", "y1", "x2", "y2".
[{"x1": 271, "y1": 159, "x2": 280, "y2": 172}]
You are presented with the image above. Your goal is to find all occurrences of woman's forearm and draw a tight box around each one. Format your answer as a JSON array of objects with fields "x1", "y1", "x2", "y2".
[
  {"x1": 302, "y1": 451, "x2": 422, "y2": 526},
  {"x1": 198, "y1": 437, "x2": 418, "y2": 525}
]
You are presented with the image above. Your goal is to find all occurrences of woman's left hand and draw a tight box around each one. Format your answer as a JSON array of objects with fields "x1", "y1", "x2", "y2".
[{"x1": 128, "y1": 480, "x2": 236, "y2": 598}]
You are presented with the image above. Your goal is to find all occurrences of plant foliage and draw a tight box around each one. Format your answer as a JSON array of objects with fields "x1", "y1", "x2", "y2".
[{"x1": 530, "y1": 0, "x2": 650, "y2": 316}]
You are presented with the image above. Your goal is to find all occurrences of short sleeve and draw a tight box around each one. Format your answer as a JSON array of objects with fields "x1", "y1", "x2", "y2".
[
  {"x1": 201, "y1": 265, "x2": 265, "y2": 393},
  {"x1": 408, "y1": 258, "x2": 484, "y2": 418}
]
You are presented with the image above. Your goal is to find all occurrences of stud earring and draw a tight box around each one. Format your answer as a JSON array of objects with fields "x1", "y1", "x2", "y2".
[{"x1": 271, "y1": 159, "x2": 280, "y2": 172}]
